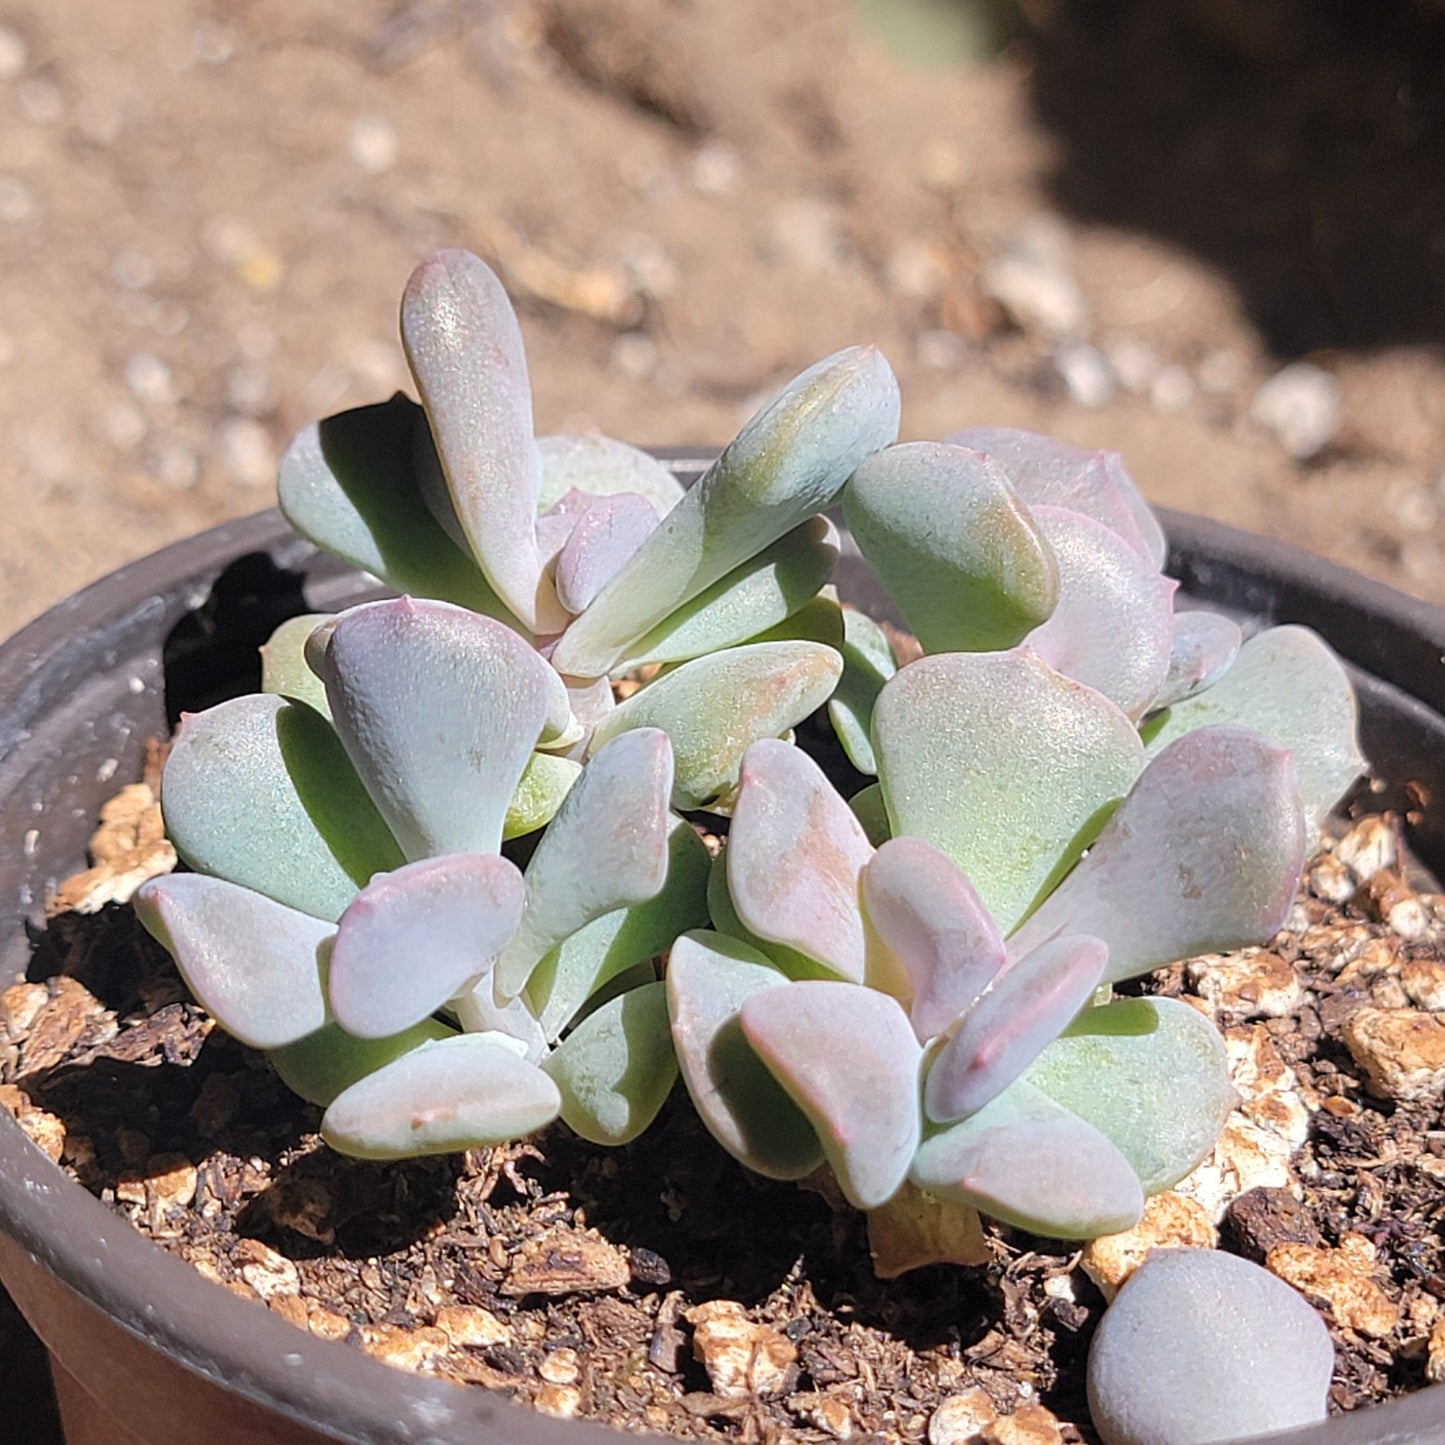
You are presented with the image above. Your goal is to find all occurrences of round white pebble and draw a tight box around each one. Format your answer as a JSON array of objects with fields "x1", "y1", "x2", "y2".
[{"x1": 1087, "y1": 1249, "x2": 1333, "y2": 1445}]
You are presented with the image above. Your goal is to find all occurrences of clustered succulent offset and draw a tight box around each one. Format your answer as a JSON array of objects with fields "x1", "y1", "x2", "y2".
[{"x1": 135, "y1": 248, "x2": 1363, "y2": 1255}]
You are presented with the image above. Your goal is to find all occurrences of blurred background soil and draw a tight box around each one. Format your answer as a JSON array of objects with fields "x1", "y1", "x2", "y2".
[{"x1": 2, "y1": 0, "x2": 1445, "y2": 639}]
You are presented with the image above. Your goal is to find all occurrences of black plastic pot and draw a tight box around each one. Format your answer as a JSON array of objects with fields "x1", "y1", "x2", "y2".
[{"x1": 3, "y1": 470, "x2": 1445, "y2": 1445}]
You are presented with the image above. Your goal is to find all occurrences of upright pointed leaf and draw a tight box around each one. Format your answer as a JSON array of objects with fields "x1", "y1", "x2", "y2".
[
  {"x1": 269, "y1": 1017, "x2": 455, "y2": 1106},
  {"x1": 529, "y1": 818, "x2": 711, "y2": 1040},
  {"x1": 543, "y1": 981, "x2": 678, "y2": 1144},
  {"x1": 261, "y1": 613, "x2": 335, "y2": 717},
  {"x1": 401, "y1": 249, "x2": 565, "y2": 634},
  {"x1": 828, "y1": 607, "x2": 898, "y2": 776},
  {"x1": 614, "y1": 518, "x2": 840, "y2": 673},
  {"x1": 329, "y1": 853, "x2": 525, "y2": 1038},
  {"x1": 162, "y1": 694, "x2": 403, "y2": 921},
  {"x1": 741, "y1": 979, "x2": 922, "y2": 1210},
  {"x1": 1152, "y1": 609, "x2": 1243, "y2": 710},
  {"x1": 727, "y1": 739, "x2": 876, "y2": 983},
  {"x1": 1025, "y1": 996, "x2": 1234, "y2": 1192},
  {"x1": 135, "y1": 875, "x2": 332, "y2": 1050},
  {"x1": 322, "y1": 1033, "x2": 561, "y2": 1158},
  {"x1": 555, "y1": 491, "x2": 661, "y2": 615},
  {"x1": 925, "y1": 933, "x2": 1107, "y2": 1123},
  {"x1": 589, "y1": 641, "x2": 844, "y2": 810},
  {"x1": 843, "y1": 442, "x2": 1058, "y2": 653},
  {"x1": 667, "y1": 930, "x2": 824, "y2": 1180},
  {"x1": 495, "y1": 729, "x2": 675, "y2": 999},
  {"x1": 1144, "y1": 625, "x2": 1363, "y2": 830},
  {"x1": 911, "y1": 1078, "x2": 1145, "y2": 1238},
  {"x1": 873, "y1": 650, "x2": 1144, "y2": 933},
  {"x1": 537, "y1": 432, "x2": 685, "y2": 516},
  {"x1": 552, "y1": 346, "x2": 899, "y2": 677},
  {"x1": 949, "y1": 427, "x2": 1165, "y2": 566},
  {"x1": 322, "y1": 598, "x2": 557, "y2": 860},
  {"x1": 860, "y1": 837, "x2": 1006, "y2": 1042},
  {"x1": 278, "y1": 395, "x2": 515, "y2": 621},
  {"x1": 1024, "y1": 506, "x2": 1175, "y2": 721},
  {"x1": 1009, "y1": 726, "x2": 1306, "y2": 984}
]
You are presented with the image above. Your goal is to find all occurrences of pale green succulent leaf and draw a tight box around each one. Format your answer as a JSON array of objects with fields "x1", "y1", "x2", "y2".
[
  {"x1": 1152, "y1": 609, "x2": 1242, "y2": 710},
  {"x1": 848, "y1": 782, "x2": 891, "y2": 847},
  {"x1": 506, "y1": 752, "x2": 582, "y2": 839},
  {"x1": 260, "y1": 613, "x2": 335, "y2": 717},
  {"x1": 269, "y1": 1017, "x2": 454, "y2": 1107},
  {"x1": 537, "y1": 432, "x2": 685, "y2": 516},
  {"x1": 828, "y1": 606, "x2": 898, "y2": 775},
  {"x1": 543, "y1": 981, "x2": 678, "y2": 1145},
  {"x1": 705, "y1": 848, "x2": 835, "y2": 981},
  {"x1": 555, "y1": 492, "x2": 662, "y2": 615},
  {"x1": 738, "y1": 585, "x2": 845, "y2": 649}
]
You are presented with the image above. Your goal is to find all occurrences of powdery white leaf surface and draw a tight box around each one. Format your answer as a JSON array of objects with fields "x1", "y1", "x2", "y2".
[
  {"x1": 555, "y1": 491, "x2": 662, "y2": 615},
  {"x1": 134, "y1": 874, "x2": 333, "y2": 1050},
  {"x1": 454, "y1": 980, "x2": 548, "y2": 1063},
  {"x1": 269, "y1": 1018, "x2": 454, "y2": 1106},
  {"x1": 495, "y1": 728, "x2": 674, "y2": 999},
  {"x1": 278, "y1": 395, "x2": 514, "y2": 622},
  {"x1": 1087, "y1": 1249, "x2": 1333, "y2": 1445},
  {"x1": 589, "y1": 641, "x2": 844, "y2": 811},
  {"x1": 828, "y1": 606, "x2": 898, "y2": 776},
  {"x1": 536, "y1": 432, "x2": 685, "y2": 516},
  {"x1": 911, "y1": 1078, "x2": 1145, "y2": 1238},
  {"x1": 1023, "y1": 506, "x2": 1175, "y2": 721},
  {"x1": 614, "y1": 518, "x2": 840, "y2": 673},
  {"x1": 322, "y1": 1032, "x2": 561, "y2": 1159},
  {"x1": 1008, "y1": 726, "x2": 1306, "y2": 985},
  {"x1": 1024, "y1": 996, "x2": 1234, "y2": 1193},
  {"x1": 1152, "y1": 609, "x2": 1242, "y2": 710},
  {"x1": 551, "y1": 346, "x2": 899, "y2": 678},
  {"x1": 859, "y1": 836, "x2": 1005, "y2": 1042},
  {"x1": 529, "y1": 818, "x2": 711, "y2": 1041},
  {"x1": 667, "y1": 930, "x2": 824, "y2": 1180},
  {"x1": 727, "y1": 739, "x2": 876, "y2": 983},
  {"x1": 543, "y1": 981, "x2": 678, "y2": 1145},
  {"x1": 843, "y1": 441, "x2": 1058, "y2": 654},
  {"x1": 873, "y1": 650, "x2": 1144, "y2": 934},
  {"x1": 949, "y1": 427, "x2": 1166, "y2": 567},
  {"x1": 1144, "y1": 624, "x2": 1363, "y2": 833},
  {"x1": 402, "y1": 249, "x2": 565, "y2": 635},
  {"x1": 925, "y1": 933, "x2": 1107, "y2": 1123},
  {"x1": 260, "y1": 613, "x2": 335, "y2": 717},
  {"x1": 740, "y1": 979, "x2": 922, "y2": 1210},
  {"x1": 162, "y1": 693, "x2": 403, "y2": 922},
  {"x1": 322, "y1": 598, "x2": 557, "y2": 860},
  {"x1": 706, "y1": 847, "x2": 834, "y2": 982},
  {"x1": 328, "y1": 853, "x2": 526, "y2": 1038}
]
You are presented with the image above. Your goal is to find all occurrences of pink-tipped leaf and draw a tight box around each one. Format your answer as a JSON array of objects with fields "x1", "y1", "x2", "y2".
[{"x1": 555, "y1": 491, "x2": 662, "y2": 615}]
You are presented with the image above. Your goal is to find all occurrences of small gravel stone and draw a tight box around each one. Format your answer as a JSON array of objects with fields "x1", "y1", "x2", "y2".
[
  {"x1": 928, "y1": 1387, "x2": 998, "y2": 1445},
  {"x1": 1335, "y1": 816, "x2": 1399, "y2": 883},
  {"x1": 1342, "y1": 1006, "x2": 1445, "y2": 1100},
  {"x1": 1054, "y1": 341, "x2": 1115, "y2": 407},
  {"x1": 358, "y1": 1323, "x2": 450, "y2": 1373},
  {"x1": 0, "y1": 27, "x2": 28, "y2": 82},
  {"x1": 1266, "y1": 1235, "x2": 1400, "y2": 1339},
  {"x1": 686, "y1": 1300, "x2": 797, "y2": 1398},
  {"x1": 983, "y1": 1403, "x2": 1064, "y2": 1445},
  {"x1": 1249, "y1": 363, "x2": 1340, "y2": 459},
  {"x1": 1307, "y1": 852, "x2": 1357, "y2": 903},
  {"x1": 1087, "y1": 1249, "x2": 1333, "y2": 1445},
  {"x1": 1428, "y1": 1318, "x2": 1445, "y2": 1385},
  {"x1": 536, "y1": 1383, "x2": 582, "y2": 1418},
  {"x1": 348, "y1": 114, "x2": 399, "y2": 173},
  {"x1": 1149, "y1": 364, "x2": 1195, "y2": 413},
  {"x1": 1226, "y1": 1185, "x2": 1322, "y2": 1261},
  {"x1": 435, "y1": 1303, "x2": 510, "y2": 1347},
  {"x1": 793, "y1": 1391, "x2": 854, "y2": 1438},
  {"x1": 1187, "y1": 950, "x2": 1300, "y2": 1020},
  {"x1": 1401, "y1": 956, "x2": 1445, "y2": 1011},
  {"x1": 1080, "y1": 1192, "x2": 1218, "y2": 1301},
  {"x1": 982, "y1": 217, "x2": 1086, "y2": 338}
]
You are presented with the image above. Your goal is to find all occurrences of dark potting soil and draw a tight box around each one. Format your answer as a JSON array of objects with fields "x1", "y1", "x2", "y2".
[{"x1": 5, "y1": 787, "x2": 1445, "y2": 1443}]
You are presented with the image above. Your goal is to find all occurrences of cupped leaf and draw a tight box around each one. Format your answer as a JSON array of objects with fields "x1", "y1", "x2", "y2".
[
  {"x1": 555, "y1": 491, "x2": 662, "y2": 615},
  {"x1": 322, "y1": 598, "x2": 558, "y2": 859},
  {"x1": 740, "y1": 979, "x2": 922, "y2": 1210},
  {"x1": 614, "y1": 518, "x2": 840, "y2": 673},
  {"x1": 401, "y1": 249, "x2": 565, "y2": 634},
  {"x1": 828, "y1": 607, "x2": 898, "y2": 776},
  {"x1": 495, "y1": 728, "x2": 675, "y2": 999},
  {"x1": 1152, "y1": 609, "x2": 1242, "y2": 710},
  {"x1": 849, "y1": 782, "x2": 892, "y2": 847},
  {"x1": 924, "y1": 933, "x2": 1107, "y2": 1123},
  {"x1": 529, "y1": 817, "x2": 711, "y2": 1041},
  {"x1": 1008, "y1": 725, "x2": 1306, "y2": 985},
  {"x1": 261, "y1": 613, "x2": 335, "y2": 717},
  {"x1": 873, "y1": 650, "x2": 1144, "y2": 934},
  {"x1": 505, "y1": 752, "x2": 582, "y2": 838},
  {"x1": 537, "y1": 432, "x2": 685, "y2": 516},
  {"x1": 135, "y1": 874, "x2": 333, "y2": 1050},
  {"x1": 543, "y1": 981, "x2": 678, "y2": 1144},
  {"x1": 162, "y1": 694, "x2": 403, "y2": 922},
  {"x1": 589, "y1": 641, "x2": 844, "y2": 811},
  {"x1": 321, "y1": 1032, "x2": 561, "y2": 1159},
  {"x1": 706, "y1": 848, "x2": 834, "y2": 982},
  {"x1": 329, "y1": 853, "x2": 526, "y2": 1038},
  {"x1": 278, "y1": 395, "x2": 516, "y2": 621},
  {"x1": 552, "y1": 346, "x2": 900, "y2": 678},
  {"x1": 860, "y1": 836, "x2": 1006, "y2": 1042},
  {"x1": 949, "y1": 427, "x2": 1166, "y2": 567},
  {"x1": 843, "y1": 441, "x2": 1058, "y2": 654},
  {"x1": 667, "y1": 929, "x2": 824, "y2": 1180},
  {"x1": 1024, "y1": 996, "x2": 1234, "y2": 1192},
  {"x1": 911, "y1": 1078, "x2": 1145, "y2": 1238},
  {"x1": 1023, "y1": 506, "x2": 1175, "y2": 721},
  {"x1": 269, "y1": 1017, "x2": 454, "y2": 1106},
  {"x1": 1143, "y1": 625, "x2": 1363, "y2": 831},
  {"x1": 727, "y1": 738, "x2": 876, "y2": 984}
]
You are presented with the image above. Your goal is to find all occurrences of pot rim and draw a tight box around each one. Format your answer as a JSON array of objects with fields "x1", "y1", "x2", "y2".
[{"x1": 3, "y1": 494, "x2": 1445, "y2": 1445}]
